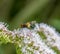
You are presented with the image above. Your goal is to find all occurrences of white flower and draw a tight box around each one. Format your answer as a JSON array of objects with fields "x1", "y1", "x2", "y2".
[
  {"x1": 0, "y1": 22, "x2": 60, "y2": 54},
  {"x1": 34, "y1": 23, "x2": 60, "y2": 51},
  {"x1": 0, "y1": 22, "x2": 8, "y2": 31},
  {"x1": 14, "y1": 28, "x2": 56, "y2": 54}
]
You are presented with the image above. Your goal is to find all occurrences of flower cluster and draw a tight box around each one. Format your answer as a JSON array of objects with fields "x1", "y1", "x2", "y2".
[
  {"x1": 34, "y1": 23, "x2": 60, "y2": 50},
  {"x1": 0, "y1": 22, "x2": 60, "y2": 54},
  {"x1": 13, "y1": 28, "x2": 56, "y2": 54}
]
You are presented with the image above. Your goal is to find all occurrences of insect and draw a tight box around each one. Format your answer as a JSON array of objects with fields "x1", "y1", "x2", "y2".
[{"x1": 20, "y1": 21, "x2": 36, "y2": 28}]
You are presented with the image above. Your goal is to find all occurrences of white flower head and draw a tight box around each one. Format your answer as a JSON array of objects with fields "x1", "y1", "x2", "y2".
[
  {"x1": 0, "y1": 22, "x2": 60, "y2": 54},
  {"x1": 34, "y1": 23, "x2": 60, "y2": 51},
  {"x1": 0, "y1": 22, "x2": 8, "y2": 31}
]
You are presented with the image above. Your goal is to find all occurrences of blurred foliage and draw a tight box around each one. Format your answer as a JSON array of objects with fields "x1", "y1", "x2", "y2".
[
  {"x1": 0, "y1": 0, "x2": 60, "y2": 31},
  {"x1": 0, "y1": 43, "x2": 16, "y2": 54},
  {"x1": 0, "y1": 0, "x2": 60, "y2": 53}
]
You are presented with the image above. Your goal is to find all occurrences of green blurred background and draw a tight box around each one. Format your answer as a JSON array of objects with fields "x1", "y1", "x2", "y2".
[
  {"x1": 0, "y1": 0, "x2": 60, "y2": 31},
  {"x1": 0, "y1": 0, "x2": 60, "y2": 54}
]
